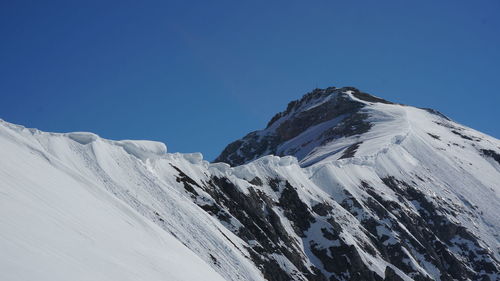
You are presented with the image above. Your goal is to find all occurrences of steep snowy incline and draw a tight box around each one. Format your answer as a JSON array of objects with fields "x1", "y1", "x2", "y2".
[
  {"x1": 0, "y1": 122, "x2": 226, "y2": 281},
  {"x1": 0, "y1": 120, "x2": 263, "y2": 281}
]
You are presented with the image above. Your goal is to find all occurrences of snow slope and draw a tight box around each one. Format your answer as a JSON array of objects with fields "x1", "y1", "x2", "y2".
[
  {"x1": 1, "y1": 86, "x2": 499, "y2": 281},
  {"x1": 0, "y1": 121, "x2": 256, "y2": 281}
]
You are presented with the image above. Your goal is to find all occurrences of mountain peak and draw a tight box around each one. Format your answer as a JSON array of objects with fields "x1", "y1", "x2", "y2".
[
  {"x1": 266, "y1": 86, "x2": 394, "y2": 129},
  {"x1": 215, "y1": 86, "x2": 399, "y2": 166}
]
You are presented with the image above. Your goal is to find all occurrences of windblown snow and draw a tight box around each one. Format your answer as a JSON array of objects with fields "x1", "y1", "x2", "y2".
[{"x1": 1, "y1": 87, "x2": 499, "y2": 281}]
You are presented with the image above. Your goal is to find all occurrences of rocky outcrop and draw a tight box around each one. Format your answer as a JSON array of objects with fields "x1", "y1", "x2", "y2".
[{"x1": 167, "y1": 160, "x2": 499, "y2": 281}]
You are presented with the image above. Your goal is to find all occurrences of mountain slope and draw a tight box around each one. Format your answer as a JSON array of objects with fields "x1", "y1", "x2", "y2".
[
  {"x1": 0, "y1": 122, "x2": 230, "y2": 281},
  {"x1": 0, "y1": 121, "x2": 270, "y2": 281},
  {"x1": 1, "y1": 87, "x2": 499, "y2": 281},
  {"x1": 215, "y1": 87, "x2": 500, "y2": 280}
]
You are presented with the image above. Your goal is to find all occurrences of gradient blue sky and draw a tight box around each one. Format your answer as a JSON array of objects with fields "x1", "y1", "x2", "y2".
[{"x1": 1, "y1": 0, "x2": 499, "y2": 160}]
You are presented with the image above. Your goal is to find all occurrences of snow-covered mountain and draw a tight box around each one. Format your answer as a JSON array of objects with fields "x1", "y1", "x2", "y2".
[{"x1": 1, "y1": 87, "x2": 499, "y2": 281}]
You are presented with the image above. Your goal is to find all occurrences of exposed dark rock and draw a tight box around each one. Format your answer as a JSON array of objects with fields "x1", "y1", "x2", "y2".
[
  {"x1": 266, "y1": 87, "x2": 339, "y2": 129},
  {"x1": 249, "y1": 176, "x2": 264, "y2": 186},
  {"x1": 170, "y1": 164, "x2": 200, "y2": 197},
  {"x1": 481, "y1": 149, "x2": 500, "y2": 165},
  {"x1": 310, "y1": 241, "x2": 383, "y2": 281},
  {"x1": 278, "y1": 181, "x2": 315, "y2": 236},
  {"x1": 320, "y1": 113, "x2": 372, "y2": 144},
  {"x1": 154, "y1": 211, "x2": 164, "y2": 223},
  {"x1": 339, "y1": 142, "x2": 362, "y2": 159},
  {"x1": 268, "y1": 178, "x2": 281, "y2": 192},
  {"x1": 209, "y1": 254, "x2": 220, "y2": 267},
  {"x1": 320, "y1": 227, "x2": 339, "y2": 241},
  {"x1": 427, "y1": 133, "x2": 441, "y2": 140},
  {"x1": 198, "y1": 203, "x2": 232, "y2": 223},
  {"x1": 340, "y1": 190, "x2": 365, "y2": 218},
  {"x1": 215, "y1": 133, "x2": 280, "y2": 166},
  {"x1": 247, "y1": 248, "x2": 294, "y2": 281},
  {"x1": 451, "y1": 130, "x2": 476, "y2": 141},
  {"x1": 312, "y1": 202, "x2": 333, "y2": 216},
  {"x1": 383, "y1": 267, "x2": 404, "y2": 281}
]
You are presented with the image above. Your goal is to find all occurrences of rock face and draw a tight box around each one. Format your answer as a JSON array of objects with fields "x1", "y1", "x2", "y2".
[{"x1": 1, "y1": 86, "x2": 499, "y2": 281}]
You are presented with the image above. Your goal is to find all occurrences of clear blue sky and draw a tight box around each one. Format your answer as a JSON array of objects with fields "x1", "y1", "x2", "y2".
[{"x1": 1, "y1": 0, "x2": 499, "y2": 161}]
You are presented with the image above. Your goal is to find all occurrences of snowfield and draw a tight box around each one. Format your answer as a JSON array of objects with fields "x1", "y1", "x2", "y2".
[{"x1": 1, "y1": 87, "x2": 499, "y2": 281}]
